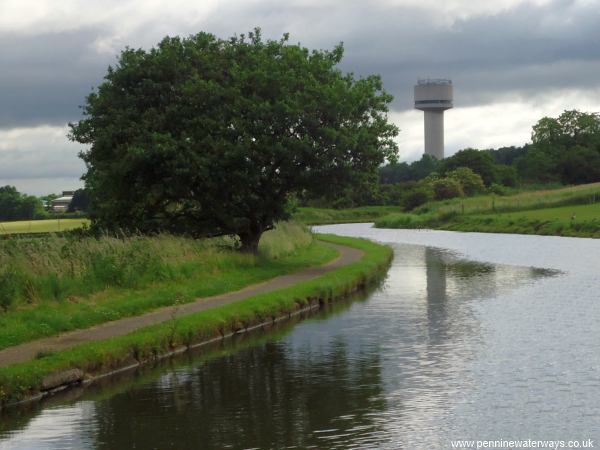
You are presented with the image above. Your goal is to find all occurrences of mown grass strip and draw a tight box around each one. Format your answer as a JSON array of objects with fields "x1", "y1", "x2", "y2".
[{"x1": 0, "y1": 234, "x2": 392, "y2": 407}]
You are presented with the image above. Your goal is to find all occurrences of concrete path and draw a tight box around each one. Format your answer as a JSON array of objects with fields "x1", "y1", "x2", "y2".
[{"x1": 0, "y1": 242, "x2": 363, "y2": 368}]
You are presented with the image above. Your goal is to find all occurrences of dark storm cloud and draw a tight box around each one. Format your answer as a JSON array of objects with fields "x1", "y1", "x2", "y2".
[
  {"x1": 197, "y1": 0, "x2": 600, "y2": 109},
  {"x1": 0, "y1": 29, "x2": 112, "y2": 129},
  {"x1": 331, "y1": 1, "x2": 600, "y2": 109},
  {"x1": 2, "y1": 0, "x2": 599, "y2": 129}
]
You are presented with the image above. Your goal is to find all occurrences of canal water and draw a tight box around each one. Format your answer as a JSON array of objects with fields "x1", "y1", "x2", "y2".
[{"x1": 1, "y1": 224, "x2": 599, "y2": 449}]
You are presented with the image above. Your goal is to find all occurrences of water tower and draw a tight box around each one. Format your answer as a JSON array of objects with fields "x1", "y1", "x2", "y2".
[{"x1": 414, "y1": 78, "x2": 453, "y2": 159}]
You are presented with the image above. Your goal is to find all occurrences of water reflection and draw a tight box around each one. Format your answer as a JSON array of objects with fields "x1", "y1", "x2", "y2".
[
  {"x1": 0, "y1": 242, "x2": 561, "y2": 450},
  {"x1": 0, "y1": 403, "x2": 97, "y2": 450},
  {"x1": 89, "y1": 340, "x2": 385, "y2": 450}
]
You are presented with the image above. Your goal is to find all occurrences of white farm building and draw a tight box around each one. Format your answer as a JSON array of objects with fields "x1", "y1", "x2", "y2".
[{"x1": 51, "y1": 191, "x2": 75, "y2": 213}]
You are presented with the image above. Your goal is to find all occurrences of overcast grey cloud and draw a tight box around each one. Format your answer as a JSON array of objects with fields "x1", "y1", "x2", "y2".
[
  {"x1": 1, "y1": 0, "x2": 600, "y2": 194},
  {"x1": 0, "y1": 29, "x2": 109, "y2": 129}
]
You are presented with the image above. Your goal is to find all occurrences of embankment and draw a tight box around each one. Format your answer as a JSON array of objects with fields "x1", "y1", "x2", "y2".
[
  {"x1": 375, "y1": 203, "x2": 600, "y2": 238},
  {"x1": 0, "y1": 234, "x2": 392, "y2": 409}
]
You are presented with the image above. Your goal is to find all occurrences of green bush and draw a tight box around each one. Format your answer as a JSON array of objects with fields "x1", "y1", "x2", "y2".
[
  {"x1": 447, "y1": 167, "x2": 485, "y2": 196},
  {"x1": 403, "y1": 187, "x2": 433, "y2": 211},
  {"x1": 432, "y1": 178, "x2": 463, "y2": 200},
  {"x1": 488, "y1": 183, "x2": 508, "y2": 195},
  {"x1": 494, "y1": 164, "x2": 519, "y2": 187}
]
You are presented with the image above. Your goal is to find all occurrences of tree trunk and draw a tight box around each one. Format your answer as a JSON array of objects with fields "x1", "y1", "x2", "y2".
[{"x1": 238, "y1": 229, "x2": 262, "y2": 254}]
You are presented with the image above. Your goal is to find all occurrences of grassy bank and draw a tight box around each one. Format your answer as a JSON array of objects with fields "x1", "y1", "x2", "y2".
[
  {"x1": 375, "y1": 183, "x2": 600, "y2": 238},
  {"x1": 0, "y1": 219, "x2": 90, "y2": 235},
  {"x1": 293, "y1": 206, "x2": 399, "y2": 225},
  {"x1": 439, "y1": 204, "x2": 600, "y2": 238},
  {"x1": 0, "y1": 222, "x2": 335, "y2": 350},
  {"x1": 0, "y1": 234, "x2": 392, "y2": 406}
]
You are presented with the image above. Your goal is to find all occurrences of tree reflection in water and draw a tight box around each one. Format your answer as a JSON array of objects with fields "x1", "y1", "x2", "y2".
[{"x1": 92, "y1": 339, "x2": 385, "y2": 450}]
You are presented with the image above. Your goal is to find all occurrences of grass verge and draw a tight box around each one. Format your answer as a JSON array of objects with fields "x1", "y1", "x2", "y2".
[
  {"x1": 439, "y1": 204, "x2": 600, "y2": 238},
  {"x1": 0, "y1": 234, "x2": 392, "y2": 407},
  {"x1": 293, "y1": 206, "x2": 400, "y2": 225},
  {"x1": 376, "y1": 204, "x2": 600, "y2": 238}
]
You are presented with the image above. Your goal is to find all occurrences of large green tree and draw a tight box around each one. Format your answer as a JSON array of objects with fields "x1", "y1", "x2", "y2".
[
  {"x1": 70, "y1": 30, "x2": 398, "y2": 251},
  {"x1": 532, "y1": 109, "x2": 600, "y2": 153},
  {"x1": 523, "y1": 110, "x2": 600, "y2": 184}
]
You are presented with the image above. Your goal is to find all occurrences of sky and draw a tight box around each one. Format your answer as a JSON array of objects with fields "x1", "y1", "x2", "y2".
[{"x1": 1, "y1": 0, "x2": 600, "y2": 195}]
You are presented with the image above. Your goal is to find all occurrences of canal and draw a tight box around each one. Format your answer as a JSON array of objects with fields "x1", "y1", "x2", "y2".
[{"x1": 1, "y1": 224, "x2": 598, "y2": 449}]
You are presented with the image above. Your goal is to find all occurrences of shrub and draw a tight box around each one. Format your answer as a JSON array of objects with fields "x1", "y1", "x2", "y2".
[
  {"x1": 488, "y1": 183, "x2": 508, "y2": 195},
  {"x1": 403, "y1": 187, "x2": 433, "y2": 211},
  {"x1": 494, "y1": 164, "x2": 519, "y2": 187},
  {"x1": 432, "y1": 178, "x2": 463, "y2": 200},
  {"x1": 447, "y1": 167, "x2": 485, "y2": 196}
]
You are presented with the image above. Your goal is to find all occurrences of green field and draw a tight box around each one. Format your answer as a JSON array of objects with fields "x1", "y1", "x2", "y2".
[
  {"x1": 0, "y1": 219, "x2": 90, "y2": 235},
  {"x1": 375, "y1": 183, "x2": 600, "y2": 238},
  {"x1": 412, "y1": 182, "x2": 600, "y2": 217},
  {"x1": 487, "y1": 203, "x2": 600, "y2": 222}
]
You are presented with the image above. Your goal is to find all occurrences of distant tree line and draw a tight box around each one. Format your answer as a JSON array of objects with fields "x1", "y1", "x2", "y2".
[
  {"x1": 0, "y1": 187, "x2": 89, "y2": 222},
  {"x1": 304, "y1": 109, "x2": 600, "y2": 210},
  {"x1": 0, "y1": 186, "x2": 46, "y2": 221}
]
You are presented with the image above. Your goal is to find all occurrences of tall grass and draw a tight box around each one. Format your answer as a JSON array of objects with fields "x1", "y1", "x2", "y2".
[
  {"x1": 0, "y1": 222, "x2": 313, "y2": 312},
  {"x1": 258, "y1": 222, "x2": 313, "y2": 259}
]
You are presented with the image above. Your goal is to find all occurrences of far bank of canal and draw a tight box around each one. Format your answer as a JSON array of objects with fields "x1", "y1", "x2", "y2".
[{"x1": 1, "y1": 224, "x2": 598, "y2": 449}]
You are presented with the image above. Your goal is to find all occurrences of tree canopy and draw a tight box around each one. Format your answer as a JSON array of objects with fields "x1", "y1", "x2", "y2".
[
  {"x1": 379, "y1": 155, "x2": 439, "y2": 184},
  {"x1": 68, "y1": 189, "x2": 90, "y2": 213},
  {"x1": 522, "y1": 109, "x2": 600, "y2": 184},
  {"x1": 70, "y1": 29, "x2": 398, "y2": 251},
  {"x1": 532, "y1": 110, "x2": 600, "y2": 152},
  {"x1": 440, "y1": 148, "x2": 497, "y2": 186}
]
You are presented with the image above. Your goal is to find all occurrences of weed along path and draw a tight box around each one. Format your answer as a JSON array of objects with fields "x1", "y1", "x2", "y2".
[{"x1": 0, "y1": 241, "x2": 363, "y2": 369}]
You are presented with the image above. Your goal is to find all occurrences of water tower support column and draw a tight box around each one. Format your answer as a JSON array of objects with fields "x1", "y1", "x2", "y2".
[{"x1": 424, "y1": 110, "x2": 444, "y2": 160}]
